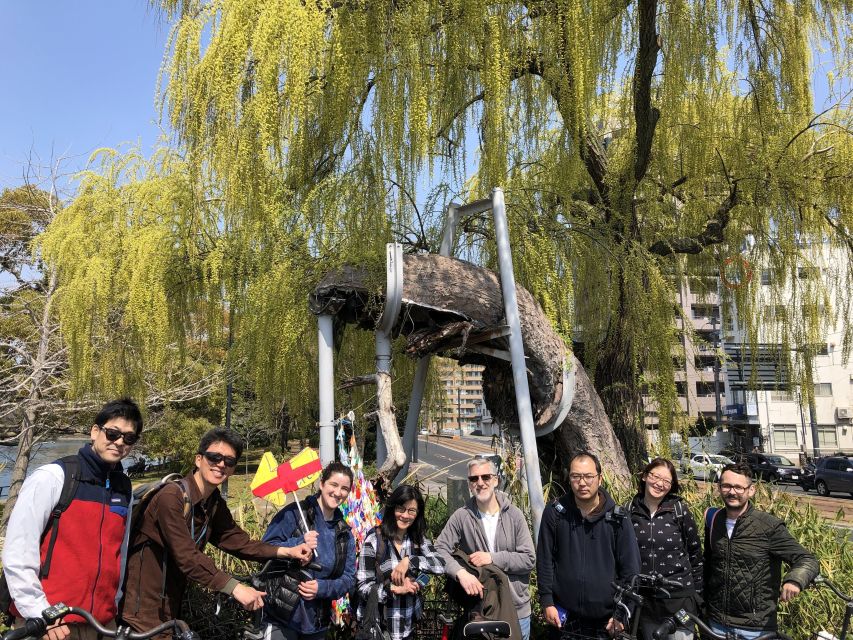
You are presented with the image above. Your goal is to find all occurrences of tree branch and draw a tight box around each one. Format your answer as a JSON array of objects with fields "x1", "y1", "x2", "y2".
[
  {"x1": 648, "y1": 178, "x2": 738, "y2": 256},
  {"x1": 633, "y1": 0, "x2": 660, "y2": 182}
]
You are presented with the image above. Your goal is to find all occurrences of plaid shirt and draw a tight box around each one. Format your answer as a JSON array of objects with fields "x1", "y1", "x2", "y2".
[{"x1": 356, "y1": 529, "x2": 445, "y2": 640}]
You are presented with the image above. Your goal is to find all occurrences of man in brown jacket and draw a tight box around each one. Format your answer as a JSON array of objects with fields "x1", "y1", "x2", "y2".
[{"x1": 120, "y1": 429, "x2": 312, "y2": 636}]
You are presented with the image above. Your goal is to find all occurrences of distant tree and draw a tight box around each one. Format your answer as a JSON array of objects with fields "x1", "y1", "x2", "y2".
[{"x1": 0, "y1": 172, "x2": 66, "y2": 534}]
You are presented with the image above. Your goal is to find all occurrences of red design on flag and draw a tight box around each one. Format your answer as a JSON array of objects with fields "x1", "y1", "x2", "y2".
[{"x1": 252, "y1": 457, "x2": 323, "y2": 498}]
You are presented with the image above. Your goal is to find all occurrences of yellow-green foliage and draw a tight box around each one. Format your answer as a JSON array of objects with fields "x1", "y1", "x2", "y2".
[{"x1": 41, "y1": 0, "x2": 853, "y2": 455}]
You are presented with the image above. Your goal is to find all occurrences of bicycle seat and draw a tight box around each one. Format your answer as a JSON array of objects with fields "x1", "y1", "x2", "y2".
[{"x1": 463, "y1": 621, "x2": 512, "y2": 638}]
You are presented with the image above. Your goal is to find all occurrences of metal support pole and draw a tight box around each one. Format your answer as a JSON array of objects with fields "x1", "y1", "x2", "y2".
[
  {"x1": 491, "y1": 187, "x2": 546, "y2": 542},
  {"x1": 396, "y1": 357, "x2": 429, "y2": 484},
  {"x1": 375, "y1": 331, "x2": 391, "y2": 466},
  {"x1": 318, "y1": 315, "x2": 335, "y2": 467}
]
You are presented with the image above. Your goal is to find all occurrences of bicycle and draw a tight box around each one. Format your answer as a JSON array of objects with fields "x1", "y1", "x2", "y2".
[
  {"x1": 437, "y1": 613, "x2": 511, "y2": 640},
  {"x1": 1, "y1": 604, "x2": 196, "y2": 640},
  {"x1": 811, "y1": 575, "x2": 853, "y2": 640},
  {"x1": 652, "y1": 609, "x2": 791, "y2": 640},
  {"x1": 609, "y1": 572, "x2": 689, "y2": 640}
]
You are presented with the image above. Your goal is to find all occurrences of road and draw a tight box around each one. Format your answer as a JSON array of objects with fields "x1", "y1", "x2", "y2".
[{"x1": 407, "y1": 435, "x2": 493, "y2": 496}]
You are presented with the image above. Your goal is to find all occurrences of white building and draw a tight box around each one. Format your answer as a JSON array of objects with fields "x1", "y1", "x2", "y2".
[{"x1": 646, "y1": 244, "x2": 853, "y2": 459}]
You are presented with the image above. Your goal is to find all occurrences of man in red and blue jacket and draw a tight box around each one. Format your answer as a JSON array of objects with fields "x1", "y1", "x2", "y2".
[{"x1": 3, "y1": 399, "x2": 142, "y2": 640}]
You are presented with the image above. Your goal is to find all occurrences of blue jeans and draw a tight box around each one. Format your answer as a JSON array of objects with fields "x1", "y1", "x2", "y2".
[
  {"x1": 709, "y1": 620, "x2": 766, "y2": 640},
  {"x1": 518, "y1": 616, "x2": 530, "y2": 640}
]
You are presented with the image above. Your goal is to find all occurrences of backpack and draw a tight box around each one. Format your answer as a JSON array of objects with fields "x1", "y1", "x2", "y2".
[
  {"x1": 704, "y1": 506, "x2": 723, "y2": 549},
  {"x1": 0, "y1": 456, "x2": 83, "y2": 621}
]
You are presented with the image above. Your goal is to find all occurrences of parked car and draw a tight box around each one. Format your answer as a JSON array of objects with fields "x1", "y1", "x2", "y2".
[
  {"x1": 730, "y1": 452, "x2": 801, "y2": 483},
  {"x1": 682, "y1": 453, "x2": 734, "y2": 482},
  {"x1": 813, "y1": 456, "x2": 853, "y2": 497},
  {"x1": 798, "y1": 462, "x2": 816, "y2": 491}
]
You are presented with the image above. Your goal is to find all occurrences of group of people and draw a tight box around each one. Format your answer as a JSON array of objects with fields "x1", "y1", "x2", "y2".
[{"x1": 2, "y1": 398, "x2": 820, "y2": 640}]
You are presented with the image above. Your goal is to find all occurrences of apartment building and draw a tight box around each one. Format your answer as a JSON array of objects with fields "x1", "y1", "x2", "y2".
[
  {"x1": 647, "y1": 247, "x2": 853, "y2": 458},
  {"x1": 428, "y1": 359, "x2": 495, "y2": 435}
]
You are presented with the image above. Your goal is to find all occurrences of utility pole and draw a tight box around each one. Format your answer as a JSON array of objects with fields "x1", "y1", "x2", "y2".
[
  {"x1": 712, "y1": 313, "x2": 723, "y2": 428},
  {"x1": 801, "y1": 344, "x2": 821, "y2": 459}
]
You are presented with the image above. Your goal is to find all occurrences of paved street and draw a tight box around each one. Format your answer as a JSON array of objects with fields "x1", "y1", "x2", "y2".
[{"x1": 407, "y1": 435, "x2": 493, "y2": 496}]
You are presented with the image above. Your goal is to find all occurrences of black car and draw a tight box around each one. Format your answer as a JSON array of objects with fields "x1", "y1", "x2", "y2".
[{"x1": 730, "y1": 452, "x2": 801, "y2": 483}]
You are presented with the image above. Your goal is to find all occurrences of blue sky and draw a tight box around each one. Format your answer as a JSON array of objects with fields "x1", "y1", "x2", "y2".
[{"x1": 0, "y1": 1, "x2": 168, "y2": 189}]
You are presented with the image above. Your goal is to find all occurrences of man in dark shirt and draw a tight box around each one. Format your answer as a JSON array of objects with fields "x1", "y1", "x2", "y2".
[
  {"x1": 120, "y1": 429, "x2": 312, "y2": 637},
  {"x1": 537, "y1": 452, "x2": 640, "y2": 640}
]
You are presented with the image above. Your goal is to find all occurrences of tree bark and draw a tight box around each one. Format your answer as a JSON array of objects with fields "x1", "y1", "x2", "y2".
[{"x1": 310, "y1": 254, "x2": 632, "y2": 486}]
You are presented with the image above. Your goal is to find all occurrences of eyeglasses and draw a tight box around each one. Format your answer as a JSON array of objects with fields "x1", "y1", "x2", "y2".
[
  {"x1": 202, "y1": 451, "x2": 238, "y2": 468},
  {"x1": 646, "y1": 471, "x2": 673, "y2": 488},
  {"x1": 467, "y1": 474, "x2": 494, "y2": 483},
  {"x1": 394, "y1": 506, "x2": 419, "y2": 516},
  {"x1": 569, "y1": 473, "x2": 600, "y2": 484},
  {"x1": 719, "y1": 483, "x2": 750, "y2": 493},
  {"x1": 99, "y1": 426, "x2": 139, "y2": 446}
]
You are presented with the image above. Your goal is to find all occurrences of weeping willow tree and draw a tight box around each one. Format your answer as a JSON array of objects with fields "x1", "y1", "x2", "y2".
[{"x1": 41, "y1": 0, "x2": 853, "y2": 472}]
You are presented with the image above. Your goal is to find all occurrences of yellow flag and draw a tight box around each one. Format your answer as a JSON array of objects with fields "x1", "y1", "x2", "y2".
[
  {"x1": 250, "y1": 451, "x2": 287, "y2": 507},
  {"x1": 289, "y1": 448, "x2": 322, "y2": 489}
]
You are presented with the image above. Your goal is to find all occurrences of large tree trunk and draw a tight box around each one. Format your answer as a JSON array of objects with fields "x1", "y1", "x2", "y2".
[
  {"x1": 310, "y1": 254, "x2": 631, "y2": 487},
  {"x1": 594, "y1": 276, "x2": 648, "y2": 473}
]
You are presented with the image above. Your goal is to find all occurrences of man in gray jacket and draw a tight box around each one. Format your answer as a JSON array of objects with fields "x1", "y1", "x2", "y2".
[{"x1": 436, "y1": 455, "x2": 536, "y2": 640}]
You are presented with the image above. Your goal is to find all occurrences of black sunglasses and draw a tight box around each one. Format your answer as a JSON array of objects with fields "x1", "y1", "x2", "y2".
[
  {"x1": 99, "y1": 426, "x2": 139, "y2": 446},
  {"x1": 201, "y1": 451, "x2": 238, "y2": 468},
  {"x1": 468, "y1": 473, "x2": 494, "y2": 483}
]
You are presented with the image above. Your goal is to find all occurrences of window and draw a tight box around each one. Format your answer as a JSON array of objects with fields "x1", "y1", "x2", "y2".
[
  {"x1": 770, "y1": 388, "x2": 795, "y2": 402},
  {"x1": 798, "y1": 266, "x2": 819, "y2": 280},
  {"x1": 765, "y1": 305, "x2": 787, "y2": 321},
  {"x1": 695, "y1": 355, "x2": 716, "y2": 370},
  {"x1": 773, "y1": 425, "x2": 798, "y2": 448},
  {"x1": 691, "y1": 304, "x2": 720, "y2": 320},
  {"x1": 814, "y1": 383, "x2": 833, "y2": 397},
  {"x1": 675, "y1": 381, "x2": 687, "y2": 396},
  {"x1": 696, "y1": 382, "x2": 716, "y2": 397},
  {"x1": 817, "y1": 425, "x2": 838, "y2": 447},
  {"x1": 761, "y1": 269, "x2": 773, "y2": 285}
]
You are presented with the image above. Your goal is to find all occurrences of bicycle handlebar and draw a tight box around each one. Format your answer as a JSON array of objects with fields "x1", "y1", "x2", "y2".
[
  {"x1": 653, "y1": 609, "x2": 786, "y2": 640},
  {"x1": 813, "y1": 575, "x2": 853, "y2": 603},
  {"x1": 1, "y1": 604, "x2": 195, "y2": 640}
]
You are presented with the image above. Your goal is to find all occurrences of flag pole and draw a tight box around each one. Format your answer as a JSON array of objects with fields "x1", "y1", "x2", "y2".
[{"x1": 293, "y1": 492, "x2": 318, "y2": 560}]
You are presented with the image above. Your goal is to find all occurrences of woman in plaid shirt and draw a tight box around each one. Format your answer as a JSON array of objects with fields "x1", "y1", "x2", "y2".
[{"x1": 356, "y1": 484, "x2": 445, "y2": 640}]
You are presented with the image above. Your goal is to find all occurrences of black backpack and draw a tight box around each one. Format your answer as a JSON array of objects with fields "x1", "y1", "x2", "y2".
[{"x1": 0, "y1": 456, "x2": 82, "y2": 621}]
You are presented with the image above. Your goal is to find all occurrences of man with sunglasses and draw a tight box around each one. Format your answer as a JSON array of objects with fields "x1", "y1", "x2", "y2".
[
  {"x1": 3, "y1": 398, "x2": 143, "y2": 640},
  {"x1": 436, "y1": 455, "x2": 536, "y2": 640},
  {"x1": 120, "y1": 428, "x2": 313, "y2": 639},
  {"x1": 703, "y1": 463, "x2": 818, "y2": 640}
]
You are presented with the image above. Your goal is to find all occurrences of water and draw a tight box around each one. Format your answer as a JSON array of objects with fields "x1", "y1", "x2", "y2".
[{"x1": 0, "y1": 437, "x2": 89, "y2": 494}]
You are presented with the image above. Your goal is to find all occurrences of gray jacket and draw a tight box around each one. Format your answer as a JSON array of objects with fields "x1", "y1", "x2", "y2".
[{"x1": 435, "y1": 491, "x2": 536, "y2": 618}]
